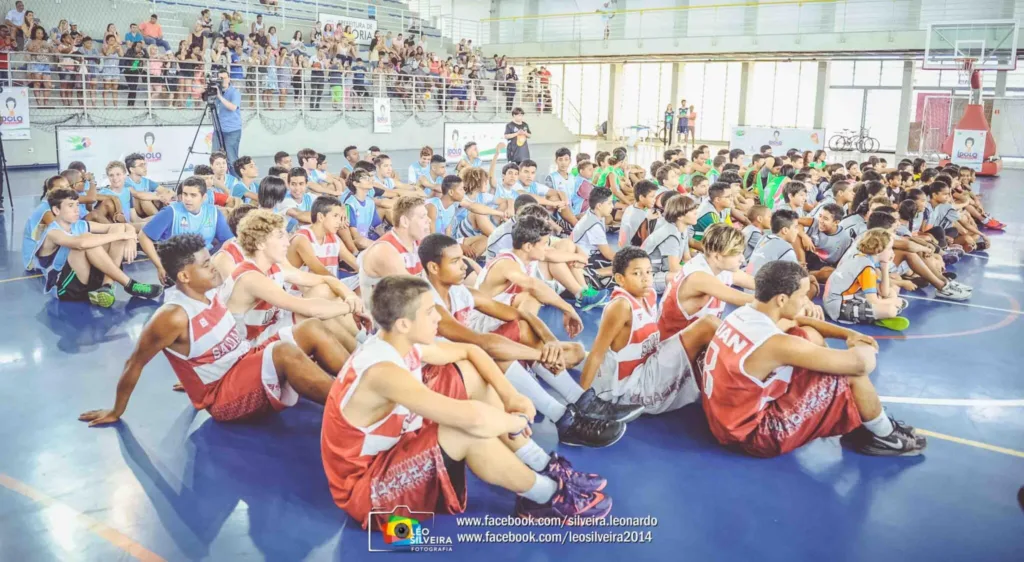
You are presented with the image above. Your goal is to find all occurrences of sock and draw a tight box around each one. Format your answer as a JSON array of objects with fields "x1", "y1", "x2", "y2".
[
  {"x1": 514, "y1": 439, "x2": 551, "y2": 472},
  {"x1": 533, "y1": 363, "x2": 584, "y2": 403},
  {"x1": 518, "y1": 473, "x2": 557, "y2": 504},
  {"x1": 504, "y1": 362, "x2": 566, "y2": 421},
  {"x1": 862, "y1": 412, "x2": 894, "y2": 437}
]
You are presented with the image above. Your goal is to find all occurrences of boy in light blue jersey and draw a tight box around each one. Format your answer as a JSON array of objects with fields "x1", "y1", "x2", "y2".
[
  {"x1": 417, "y1": 154, "x2": 447, "y2": 197},
  {"x1": 228, "y1": 156, "x2": 262, "y2": 202},
  {"x1": 408, "y1": 146, "x2": 434, "y2": 184},
  {"x1": 123, "y1": 154, "x2": 173, "y2": 220},
  {"x1": 544, "y1": 147, "x2": 584, "y2": 230},
  {"x1": 279, "y1": 167, "x2": 316, "y2": 234},
  {"x1": 455, "y1": 141, "x2": 484, "y2": 174},
  {"x1": 340, "y1": 145, "x2": 360, "y2": 175},
  {"x1": 515, "y1": 159, "x2": 566, "y2": 218}
]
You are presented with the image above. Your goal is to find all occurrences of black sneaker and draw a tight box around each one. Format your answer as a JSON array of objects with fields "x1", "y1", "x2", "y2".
[
  {"x1": 555, "y1": 404, "x2": 626, "y2": 448},
  {"x1": 124, "y1": 279, "x2": 164, "y2": 299},
  {"x1": 842, "y1": 418, "x2": 927, "y2": 456},
  {"x1": 574, "y1": 388, "x2": 645, "y2": 423}
]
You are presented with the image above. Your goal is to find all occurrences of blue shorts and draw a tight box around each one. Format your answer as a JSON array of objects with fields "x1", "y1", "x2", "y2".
[{"x1": 678, "y1": 121, "x2": 689, "y2": 134}]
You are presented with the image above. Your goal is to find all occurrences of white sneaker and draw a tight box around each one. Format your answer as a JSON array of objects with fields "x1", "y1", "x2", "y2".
[
  {"x1": 949, "y1": 280, "x2": 973, "y2": 293},
  {"x1": 936, "y1": 283, "x2": 970, "y2": 301}
]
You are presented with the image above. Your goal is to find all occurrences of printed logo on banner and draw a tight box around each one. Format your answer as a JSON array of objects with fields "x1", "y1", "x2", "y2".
[
  {"x1": 735, "y1": 129, "x2": 746, "y2": 137},
  {"x1": 143, "y1": 131, "x2": 162, "y2": 162},
  {"x1": 2, "y1": 97, "x2": 23, "y2": 125},
  {"x1": 810, "y1": 132, "x2": 820, "y2": 145},
  {"x1": 957, "y1": 137, "x2": 979, "y2": 159},
  {"x1": 446, "y1": 128, "x2": 462, "y2": 159},
  {"x1": 67, "y1": 136, "x2": 93, "y2": 150},
  {"x1": 769, "y1": 130, "x2": 783, "y2": 147}
]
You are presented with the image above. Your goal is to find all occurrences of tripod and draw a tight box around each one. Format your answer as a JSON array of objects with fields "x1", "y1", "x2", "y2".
[
  {"x1": 0, "y1": 129, "x2": 12, "y2": 212},
  {"x1": 175, "y1": 101, "x2": 226, "y2": 189}
]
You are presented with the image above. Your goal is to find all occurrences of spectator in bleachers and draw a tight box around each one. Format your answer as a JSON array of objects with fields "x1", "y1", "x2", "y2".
[
  {"x1": 16, "y1": 9, "x2": 35, "y2": 49},
  {"x1": 1, "y1": 26, "x2": 15, "y2": 84},
  {"x1": 251, "y1": 14, "x2": 265, "y2": 37},
  {"x1": 188, "y1": 22, "x2": 206, "y2": 54},
  {"x1": 218, "y1": 12, "x2": 231, "y2": 36},
  {"x1": 267, "y1": 26, "x2": 279, "y2": 49},
  {"x1": 104, "y1": 23, "x2": 119, "y2": 44},
  {"x1": 122, "y1": 41, "x2": 146, "y2": 107},
  {"x1": 124, "y1": 23, "x2": 143, "y2": 45},
  {"x1": 79, "y1": 35, "x2": 101, "y2": 106},
  {"x1": 100, "y1": 33, "x2": 122, "y2": 106},
  {"x1": 197, "y1": 9, "x2": 213, "y2": 38},
  {"x1": 25, "y1": 25, "x2": 51, "y2": 107},
  {"x1": 140, "y1": 14, "x2": 171, "y2": 52},
  {"x1": 4, "y1": 1, "x2": 26, "y2": 30},
  {"x1": 51, "y1": 19, "x2": 69, "y2": 42}
]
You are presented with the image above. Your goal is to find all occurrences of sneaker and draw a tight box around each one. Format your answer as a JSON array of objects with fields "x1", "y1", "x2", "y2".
[
  {"x1": 556, "y1": 404, "x2": 626, "y2": 448},
  {"x1": 983, "y1": 218, "x2": 1005, "y2": 231},
  {"x1": 542, "y1": 453, "x2": 606, "y2": 494},
  {"x1": 124, "y1": 279, "x2": 164, "y2": 299},
  {"x1": 948, "y1": 279, "x2": 972, "y2": 293},
  {"x1": 943, "y1": 271, "x2": 957, "y2": 280},
  {"x1": 947, "y1": 245, "x2": 965, "y2": 257},
  {"x1": 88, "y1": 285, "x2": 116, "y2": 308},
  {"x1": 843, "y1": 418, "x2": 927, "y2": 457},
  {"x1": 942, "y1": 253, "x2": 960, "y2": 266},
  {"x1": 574, "y1": 388, "x2": 645, "y2": 423},
  {"x1": 936, "y1": 282, "x2": 970, "y2": 301},
  {"x1": 874, "y1": 317, "x2": 911, "y2": 331},
  {"x1": 575, "y1": 287, "x2": 611, "y2": 311},
  {"x1": 515, "y1": 479, "x2": 612, "y2": 520}
]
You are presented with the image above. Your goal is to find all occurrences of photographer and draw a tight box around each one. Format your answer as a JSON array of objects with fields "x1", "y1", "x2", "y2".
[{"x1": 211, "y1": 69, "x2": 242, "y2": 167}]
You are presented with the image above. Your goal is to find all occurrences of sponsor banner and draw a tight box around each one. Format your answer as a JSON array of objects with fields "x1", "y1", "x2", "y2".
[
  {"x1": 442, "y1": 122, "x2": 508, "y2": 164},
  {"x1": 729, "y1": 126, "x2": 825, "y2": 155},
  {"x1": 951, "y1": 129, "x2": 986, "y2": 171},
  {"x1": 373, "y1": 97, "x2": 392, "y2": 133},
  {"x1": 318, "y1": 13, "x2": 378, "y2": 46},
  {"x1": 0, "y1": 87, "x2": 31, "y2": 140},
  {"x1": 56, "y1": 125, "x2": 215, "y2": 184}
]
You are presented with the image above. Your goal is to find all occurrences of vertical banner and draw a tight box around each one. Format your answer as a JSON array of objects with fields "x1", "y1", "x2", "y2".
[
  {"x1": 374, "y1": 98, "x2": 392, "y2": 133},
  {"x1": 951, "y1": 129, "x2": 986, "y2": 171},
  {"x1": 56, "y1": 125, "x2": 215, "y2": 184},
  {"x1": 0, "y1": 87, "x2": 31, "y2": 140},
  {"x1": 442, "y1": 122, "x2": 508, "y2": 164}
]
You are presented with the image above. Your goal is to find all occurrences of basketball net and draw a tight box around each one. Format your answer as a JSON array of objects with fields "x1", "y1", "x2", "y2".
[{"x1": 957, "y1": 57, "x2": 982, "y2": 104}]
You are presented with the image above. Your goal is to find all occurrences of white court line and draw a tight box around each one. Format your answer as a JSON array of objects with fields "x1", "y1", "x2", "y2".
[
  {"x1": 901, "y1": 294, "x2": 1024, "y2": 315},
  {"x1": 880, "y1": 397, "x2": 1024, "y2": 407}
]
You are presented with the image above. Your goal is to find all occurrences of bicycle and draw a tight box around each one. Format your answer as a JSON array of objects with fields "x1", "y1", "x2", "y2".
[{"x1": 828, "y1": 128, "x2": 879, "y2": 153}]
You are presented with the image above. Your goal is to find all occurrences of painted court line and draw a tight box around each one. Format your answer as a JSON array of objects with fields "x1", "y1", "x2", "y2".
[
  {"x1": 881, "y1": 397, "x2": 1024, "y2": 407},
  {"x1": 0, "y1": 474, "x2": 166, "y2": 562},
  {"x1": 916, "y1": 429, "x2": 1024, "y2": 459},
  {"x1": 901, "y1": 294, "x2": 1024, "y2": 315},
  {"x1": 0, "y1": 273, "x2": 42, "y2": 284}
]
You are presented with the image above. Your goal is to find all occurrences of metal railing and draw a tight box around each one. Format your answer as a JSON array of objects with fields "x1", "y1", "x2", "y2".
[
  {"x1": 438, "y1": 0, "x2": 1021, "y2": 47},
  {"x1": 4, "y1": 52, "x2": 565, "y2": 119}
]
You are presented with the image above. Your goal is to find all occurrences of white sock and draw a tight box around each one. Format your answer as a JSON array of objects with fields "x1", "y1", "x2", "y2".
[
  {"x1": 519, "y1": 473, "x2": 558, "y2": 504},
  {"x1": 514, "y1": 439, "x2": 551, "y2": 472},
  {"x1": 504, "y1": 362, "x2": 567, "y2": 421},
  {"x1": 862, "y1": 412, "x2": 894, "y2": 437},
  {"x1": 532, "y1": 363, "x2": 584, "y2": 403}
]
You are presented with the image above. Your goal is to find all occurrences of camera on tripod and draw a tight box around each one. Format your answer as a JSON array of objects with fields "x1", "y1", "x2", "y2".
[{"x1": 201, "y1": 72, "x2": 221, "y2": 104}]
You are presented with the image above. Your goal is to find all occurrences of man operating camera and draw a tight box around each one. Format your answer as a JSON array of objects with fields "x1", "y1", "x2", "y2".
[{"x1": 211, "y1": 69, "x2": 243, "y2": 168}]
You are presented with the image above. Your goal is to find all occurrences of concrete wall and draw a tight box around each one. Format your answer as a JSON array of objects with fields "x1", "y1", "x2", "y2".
[{"x1": 6, "y1": 111, "x2": 577, "y2": 168}]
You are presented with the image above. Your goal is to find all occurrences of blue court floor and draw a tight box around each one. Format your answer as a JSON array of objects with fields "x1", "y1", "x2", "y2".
[{"x1": 0, "y1": 168, "x2": 1022, "y2": 561}]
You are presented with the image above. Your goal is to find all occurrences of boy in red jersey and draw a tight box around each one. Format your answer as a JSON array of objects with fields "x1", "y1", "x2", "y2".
[
  {"x1": 321, "y1": 276, "x2": 613, "y2": 531},
  {"x1": 358, "y1": 196, "x2": 431, "y2": 309},
  {"x1": 580, "y1": 246, "x2": 719, "y2": 415},
  {"x1": 79, "y1": 234, "x2": 347, "y2": 426},
  {"x1": 701, "y1": 260, "x2": 926, "y2": 457},
  {"x1": 212, "y1": 204, "x2": 256, "y2": 278}
]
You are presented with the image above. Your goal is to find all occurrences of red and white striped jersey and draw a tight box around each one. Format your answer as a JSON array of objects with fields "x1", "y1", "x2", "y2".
[
  {"x1": 291, "y1": 226, "x2": 341, "y2": 277},
  {"x1": 359, "y1": 230, "x2": 423, "y2": 309},
  {"x1": 162, "y1": 287, "x2": 252, "y2": 410},
  {"x1": 321, "y1": 336, "x2": 426, "y2": 502},
  {"x1": 609, "y1": 287, "x2": 660, "y2": 381},
  {"x1": 432, "y1": 284, "x2": 475, "y2": 327},
  {"x1": 476, "y1": 251, "x2": 538, "y2": 301},
  {"x1": 658, "y1": 253, "x2": 734, "y2": 341},
  {"x1": 216, "y1": 238, "x2": 246, "y2": 267},
  {"x1": 701, "y1": 305, "x2": 793, "y2": 445},
  {"x1": 231, "y1": 261, "x2": 291, "y2": 345}
]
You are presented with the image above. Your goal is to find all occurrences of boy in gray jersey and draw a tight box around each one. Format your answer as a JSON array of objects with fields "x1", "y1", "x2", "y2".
[
  {"x1": 618, "y1": 180, "x2": 659, "y2": 248},
  {"x1": 805, "y1": 203, "x2": 853, "y2": 283},
  {"x1": 811, "y1": 180, "x2": 854, "y2": 219},
  {"x1": 741, "y1": 205, "x2": 770, "y2": 261},
  {"x1": 643, "y1": 194, "x2": 698, "y2": 293},
  {"x1": 571, "y1": 187, "x2": 617, "y2": 289},
  {"x1": 823, "y1": 229, "x2": 907, "y2": 328}
]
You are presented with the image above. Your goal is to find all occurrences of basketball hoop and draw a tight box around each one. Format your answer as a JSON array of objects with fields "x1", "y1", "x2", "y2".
[{"x1": 956, "y1": 57, "x2": 977, "y2": 86}]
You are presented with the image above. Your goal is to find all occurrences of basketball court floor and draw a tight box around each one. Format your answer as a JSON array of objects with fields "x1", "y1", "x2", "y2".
[{"x1": 0, "y1": 167, "x2": 1021, "y2": 561}]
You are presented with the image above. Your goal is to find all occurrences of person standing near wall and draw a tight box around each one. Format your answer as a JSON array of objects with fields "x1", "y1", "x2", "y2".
[
  {"x1": 213, "y1": 68, "x2": 243, "y2": 167},
  {"x1": 504, "y1": 108, "x2": 531, "y2": 165}
]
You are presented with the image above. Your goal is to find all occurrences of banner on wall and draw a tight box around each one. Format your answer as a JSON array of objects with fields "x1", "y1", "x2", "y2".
[
  {"x1": 373, "y1": 98, "x2": 392, "y2": 133},
  {"x1": 0, "y1": 87, "x2": 31, "y2": 140},
  {"x1": 318, "y1": 13, "x2": 378, "y2": 46},
  {"x1": 56, "y1": 125, "x2": 216, "y2": 184},
  {"x1": 442, "y1": 122, "x2": 508, "y2": 164},
  {"x1": 729, "y1": 126, "x2": 825, "y2": 155},
  {"x1": 951, "y1": 129, "x2": 986, "y2": 171}
]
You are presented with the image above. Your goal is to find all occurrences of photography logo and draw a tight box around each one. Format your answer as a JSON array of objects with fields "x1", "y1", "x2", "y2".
[{"x1": 368, "y1": 506, "x2": 453, "y2": 553}]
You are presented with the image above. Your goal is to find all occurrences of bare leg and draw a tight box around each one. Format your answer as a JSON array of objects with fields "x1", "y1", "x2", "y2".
[
  {"x1": 680, "y1": 315, "x2": 720, "y2": 363},
  {"x1": 472, "y1": 213, "x2": 496, "y2": 236},
  {"x1": 894, "y1": 249, "x2": 946, "y2": 290},
  {"x1": 513, "y1": 293, "x2": 542, "y2": 317},
  {"x1": 436, "y1": 424, "x2": 536, "y2": 493},
  {"x1": 462, "y1": 235, "x2": 487, "y2": 259},
  {"x1": 299, "y1": 284, "x2": 361, "y2": 352},
  {"x1": 540, "y1": 261, "x2": 582, "y2": 297},
  {"x1": 271, "y1": 342, "x2": 334, "y2": 404},
  {"x1": 290, "y1": 318, "x2": 350, "y2": 374}
]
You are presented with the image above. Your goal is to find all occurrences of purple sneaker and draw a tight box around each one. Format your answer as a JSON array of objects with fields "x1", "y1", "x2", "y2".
[
  {"x1": 515, "y1": 479, "x2": 612, "y2": 520},
  {"x1": 542, "y1": 453, "x2": 606, "y2": 494}
]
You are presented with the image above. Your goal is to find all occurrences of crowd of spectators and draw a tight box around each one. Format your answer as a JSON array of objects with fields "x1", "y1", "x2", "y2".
[{"x1": 0, "y1": 1, "x2": 555, "y2": 113}]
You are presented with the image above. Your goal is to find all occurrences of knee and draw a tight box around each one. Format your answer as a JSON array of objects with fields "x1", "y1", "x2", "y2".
[
  {"x1": 305, "y1": 283, "x2": 336, "y2": 300},
  {"x1": 271, "y1": 341, "x2": 306, "y2": 371},
  {"x1": 794, "y1": 325, "x2": 826, "y2": 346},
  {"x1": 553, "y1": 238, "x2": 575, "y2": 252}
]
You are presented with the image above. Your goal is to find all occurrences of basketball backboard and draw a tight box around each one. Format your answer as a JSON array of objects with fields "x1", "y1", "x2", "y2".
[{"x1": 924, "y1": 20, "x2": 1018, "y2": 70}]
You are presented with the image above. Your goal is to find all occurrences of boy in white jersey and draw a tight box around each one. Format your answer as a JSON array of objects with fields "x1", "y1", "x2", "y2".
[
  {"x1": 34, "y1": 188, "x2": 163, "y2": 307},
  {"x1": 659, "y1": 224, "x2": 756, "y2": 340},
  {"x1": 642, "y1": 193, "x2": 698, "y2": 293},
  {"x1": 229, "y1": 210, "x2": 366, "y2": 352},
  {"x1": 618, "y1": 180, "x2": 659, "y2": 248},
  {"x1": 581, "y1": 247, "x2": 719, "y2": 414},
  {"x1": 421, "y1": 234, "x2": 638, "y2": 447},
  {"x1": 321, "y1": 276, "x2": 613, "y2": 531},
  {"x1": 80, "y1": 234, "x2": 347, "y2": 426},
  {"x1": 286, "y1": 196, "x2": 360, "y2": 289},
  {"x1": 359, "y1": 196, "x2": 431, "y2": 309},
  {"x1": 702, "y1": 260, "x2": 926, "y2": 457},
  {"x1": 213, "y1": 205, "x2": 256, "y2": 278}
]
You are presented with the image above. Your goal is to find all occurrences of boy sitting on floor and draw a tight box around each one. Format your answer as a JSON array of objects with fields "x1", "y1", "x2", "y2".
[
  {"x1": 823, "y1": 228, "x2": 908, "y2": 330},
  {"x1": 642, "y1": 193, "x2": 698, "y2": 293},
  {"x1": 580, "y1": 246, "x2": 719, "y2": 415},
  {"x1": 702, "y1": 260, "x2": 926, "y2": 457}
]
